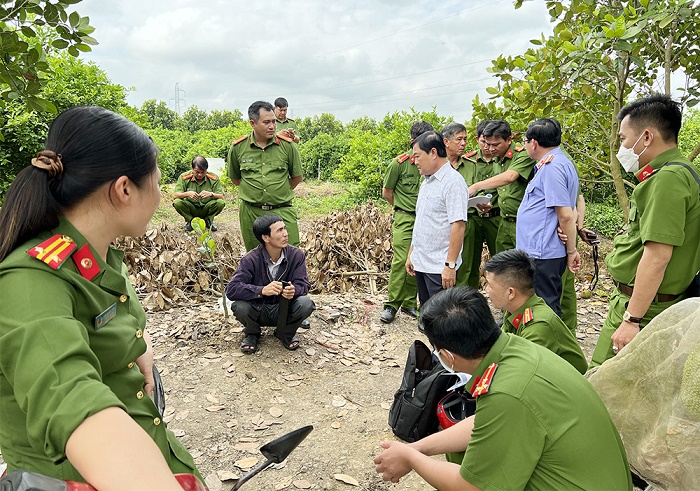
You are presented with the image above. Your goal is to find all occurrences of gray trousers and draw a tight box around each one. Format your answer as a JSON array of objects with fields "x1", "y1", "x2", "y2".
[{"x1": 232, "y1": 296, "x2": 316, "y2": 337}]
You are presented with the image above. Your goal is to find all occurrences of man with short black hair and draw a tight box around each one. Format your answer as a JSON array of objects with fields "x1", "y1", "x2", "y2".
[
  {"x1": 227, "y1": 101, "x2": 303, "y2": 251},
  {"x1": 483, "y1": 249, "x2": 587, "y2": 374},
  {"x1": 406, "y1": 131, "x2": 470, "y2": 310},
  {"x1": 517, "y1": 118, "x2": 580, "y2": 317},
  {"x1": 591, "y1": 94, "x2": 700, "y2": 367},
  {"x1": 173, "y1": 156, "x2": 226, "y2": 232},
  {"x1": 226, "y1": 214, "x2": 315, "y2": 354},
  {"x1": 373, "y1": 286, "x2": 632, "y2": 490},
  {"x1": 380, "y1": 121, "x2": 433, "y2": 324},
  {"x1": 468, "y1": 120, "x2": 535, "y2": 253},
  {"x1": 274, "y1": 97, "x2": 300, "y2": 143}
]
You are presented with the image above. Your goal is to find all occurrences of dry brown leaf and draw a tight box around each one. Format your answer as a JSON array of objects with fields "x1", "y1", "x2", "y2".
[
  {"x1": 275, "y1": 476, "x2": 294, "y2": 490},
  {"x1": 369, "y1": 366, "x2": 380, "y2": 375},
  {"x1": 331, "y1": 421, "x2": 341, "y2": 429},
  {"x1": 233, "y1": 442, "x2": 259, "y2": 452},
  {"x1": 292, "y1": 480, "x2": 312, "y2": 489},
  {"x1": 206, "y1": 394, "x2": 220, "y2": 404},
  {"x1": 269, "y1": 406, "x2": 284, "y2": 418},
  {"x1": 334, "y1": 474, "x2": 360, "y2": 486},
  {"x1": 205, "y1": 405, "x2": 226, "y2": 412},
  {"x1": 234, "y1": 456, "x2": 259, "y2": 470},
  {"x1": 216, "y1": 470, "x2": 239, "y2": 481}
]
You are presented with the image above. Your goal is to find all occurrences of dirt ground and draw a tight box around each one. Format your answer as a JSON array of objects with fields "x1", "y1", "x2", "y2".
[{"x1": 147, "y1": 206, "x2": 615, "y2": 491}]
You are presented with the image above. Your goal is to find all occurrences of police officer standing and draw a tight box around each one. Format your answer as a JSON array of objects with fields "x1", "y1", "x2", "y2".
[
  {"x1": 227, "y1": 101, "x2": 304, "y2": 252},
  {"x1": 379, "y1": 121, "x2": 433, "y2": 323},
  {"x1": 468, "y1": 120, "x2": 535, "y2": 253},
  {"x1": 590, "y1": 94, "x2": 700, "y2": 367},
  {"x1": 274, "y1": 97, "x2": 300, "y2": 143}
]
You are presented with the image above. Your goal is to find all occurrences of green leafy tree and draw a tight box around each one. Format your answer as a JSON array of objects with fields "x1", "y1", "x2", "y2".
[
  {"x1": 298, "y1": 132, "x2": 350, "y2": 180},
  {"x1": 296, "y1": 113, "x2": 344, "y2": 141},
  {"x1": 139, "y1": 99, "x2": 179, "y2": 130},
  {"x1": 474, "y1": 0, "x2": 700, "y2": 219},
  {"x1": 178, "y1": 104, "x2": 207, "y2": 133},
  {"x1": 201, "y1": 109, "x2": 243, "y2": 130},
  {"x1": 0, "y1": 0, "x2": 97, "y2": 119}
]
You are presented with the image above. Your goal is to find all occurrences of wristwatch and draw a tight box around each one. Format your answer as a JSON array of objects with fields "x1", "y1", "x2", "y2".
[
  {"x1": 445, "y1": 261, "x2": 456, "y2": 269},
  {"x1": 622, "y1": 311, "x2": 643, "y2": 324}
]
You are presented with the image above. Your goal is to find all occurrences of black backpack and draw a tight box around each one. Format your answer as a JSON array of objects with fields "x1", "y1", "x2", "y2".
[
  {"x1": 662, "y1": 162, "x2": 700, "y2": 297},
  {"x1": 388, "y1": 340, "x2": 457, "y2": 442}
]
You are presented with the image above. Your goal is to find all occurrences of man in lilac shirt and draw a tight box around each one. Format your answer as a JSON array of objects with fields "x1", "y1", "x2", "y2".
[{"x1": 516, "y1": 118, "x2": 580, "y2": 316}]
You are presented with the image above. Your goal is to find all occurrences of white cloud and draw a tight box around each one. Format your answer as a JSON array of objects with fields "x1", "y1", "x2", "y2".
[{"x1": 76, "y1": 0, "x2": 554, "y2": 122}]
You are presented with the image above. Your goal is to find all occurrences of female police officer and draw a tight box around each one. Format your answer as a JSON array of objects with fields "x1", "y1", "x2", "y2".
[{"x1": 0, "y1": 107, "x2": 202, "y2": 490}]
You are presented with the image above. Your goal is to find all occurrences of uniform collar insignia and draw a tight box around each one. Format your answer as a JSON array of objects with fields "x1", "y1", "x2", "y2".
[
  {"x1": 506, "y1": 149, "x2": 513, "y2": 159},
  {"x1": 512, "y1": 313, "x2": 522, "y2": 328},
  {"x1": 72, "y1": 243, "x2": 101, "y2": 280},
  {"x1": 637, "y1": 164, "x2": 654, "y2": 182}
]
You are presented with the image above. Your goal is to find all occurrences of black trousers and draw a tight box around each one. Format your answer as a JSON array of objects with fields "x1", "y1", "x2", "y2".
[
  {"x1": 415, "y1": 271, "x2": 444, "y2": 307},
  {"x1": 533, "y1": 257, "x2": 567, "y2": 317},
  {"x1": 231, "y1": 296, "x2": 316, "y2": 337}
]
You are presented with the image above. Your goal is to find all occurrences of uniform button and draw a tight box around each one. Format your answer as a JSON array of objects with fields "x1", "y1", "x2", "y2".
[
  {"x1": 119, "y1": 295, "x2": 128, "y2": 303},
  {"x1": 153, "y1": 417, "x2": 161, "y2": 426},
  {"x1": 127, "y1": 362, "x2": 135, "y2": 369},
  {"x1": 136, "y1": 390, "x2": 144, "y2": 399},
  {"x1": 135, "y1": 329, "x2": 143, "y2": 338}
]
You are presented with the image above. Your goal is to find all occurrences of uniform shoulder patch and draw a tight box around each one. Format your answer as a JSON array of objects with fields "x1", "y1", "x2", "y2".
[
  {"x1": 463, "y1": 150, "x2": 478, "y2": 159},
  {"x1": 206, "y1": 173, "x2": 218, "y2": 181},
  {"x1": 231, "y1": 135, "x2": 248, "y2": 145},
  {"x1": 535, "y1": 154, "x2": 554, "y2": 171},
  {"x1": 276, "y1": 132, "x2": 293, "y2": 143},
  {"x1": 182, "y1": 172, "x2": 194, "y2": 180},
  {"x1": 396, "y1": 153, "x2": 410, "y2": 163},
  {"x1": 27, "y1": 234, "x2": 77, "y2": 270},
  {"x1": 522, "y1": 307, "x2": 534, "y2": 326},
  {"x1": 469, "y1": 363, "x2": 498, "y2": 397},
  {"x1": 514, "y1": 145, "x2": 524, "y2": 151}
]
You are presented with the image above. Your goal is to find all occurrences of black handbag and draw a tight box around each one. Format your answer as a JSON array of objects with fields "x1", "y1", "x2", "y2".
[{"x1": 388, "y1": 340, "x2": 456, "y2": 442}]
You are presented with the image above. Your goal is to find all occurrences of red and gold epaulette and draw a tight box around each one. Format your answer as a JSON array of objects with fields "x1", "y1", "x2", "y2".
[
  {"x1": 637, "y1": 164, "x2": 654, "y2": 182},
  {"x1": 535, "y1": 154, "x2": 554, "y2": 171},
  {"x1": 27, "y1": 234, "x2": 77, "y2": 270},
  {"x1": 522, "y1": 307, "x2": 533, "y2": 326},
  {"x1": 206, "y1": 173, "x2": 218, "y2": 180},
  {"x1": 397, "y1": 153, "x2": 410, "y2": 163},
  {"x1": 182, "y1": 172, "x2": 194, "y2": 180},
  {"x1": 463, "y1": 150, "x2": 478, "y2": 159},
  {"x1": 72, "y1": 243, "x2": 101, "y2": 280},
  {"x1": 514, "y1": 145, "x2": 524, "y2": 152},
  {"x1": 276, "y1": 132, "x2": 293, "y2": 143},
  {"x1": 469, "y1": 363, "x2": 498, "y2": 397},
  {"x1": 506, "y1": 149, "x2": 513, "y2": 159},
  {"x1": 231, "y1": 135, "x2": 248, "y2": 145}
]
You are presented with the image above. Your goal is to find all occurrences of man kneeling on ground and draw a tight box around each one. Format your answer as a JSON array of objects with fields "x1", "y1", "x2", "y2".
[
  {"x1": 173, "y1": 156, "x2": 225, "y2": 231},
  {"x1": 225, "y1": 214, "x2": 315, "y2": 354},
  {"x1": 374, "y1": 286, "x2": 632, "y2": 490},
  {"x1": 483, "y1": 248, "x2": 588, "y2": 374}
]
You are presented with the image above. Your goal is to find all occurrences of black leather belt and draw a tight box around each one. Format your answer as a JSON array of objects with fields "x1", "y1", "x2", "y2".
[
  {"x1": 394, "y1": 207, "x2": 416, "y2": 216},
  {"x1": 479, "y1": 209, "x2": 500, "y2": 218},
  {"x1": 242, "y1": 200, "x2": 292, "y2": 211},
  {"x1": 613, "y1": 280, "x2": 681, "y2": 303},
  {"x1": 503, "y1": 215, "x2": 517, "y2": 223}
]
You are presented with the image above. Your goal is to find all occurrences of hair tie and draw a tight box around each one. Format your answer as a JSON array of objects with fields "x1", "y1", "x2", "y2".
[{"x1": 31, "y1": 150, "x2": 64, "y2": 179}]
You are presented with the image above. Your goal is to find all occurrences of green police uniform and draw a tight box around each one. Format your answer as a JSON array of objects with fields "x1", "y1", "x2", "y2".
[
  {"x1": 458, "y1": 333, "x2": 632, "y2": 490},
  {"x1": 383, "y1": 152, "x2": 420, "y2": 311},
  {"x1": 276, "y1": 117, "x2": 297, "y2": 133},
  {"x1": 172, "y1": 171, "x2": 226, "y2": 224},
  {"x1": 591, "y1": 148, "x2": 700, "y2": 367},
  {"x1": 0, "y1": 218, "x2": 201, "y2": 483},
  {"x1": 492, "y1": 143, "x2": 534, "y2": 253},
  {"x1": 453, "y1": 150, "x2": 499, "y2": 288},
  {"x1": 227, "y1": 133, "x2": 303, "y2": 251},
  {"x1": 502, "y1": 294, "x2": 587, "y2": 374}
]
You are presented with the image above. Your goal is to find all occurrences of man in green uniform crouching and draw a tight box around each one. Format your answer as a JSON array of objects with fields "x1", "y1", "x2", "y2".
[
  {"x1": 591, "y1": 94, "x2": 700, "y2": 367},
  {"x1": 374, "y1": 287, "x2": 632, "y2": 490},
  {"x1": 227, "y1": 101, "x2": 304, "y2": 252},
  {"x1": 173, "y1": 156, "x2": 225, "y2": 232}
]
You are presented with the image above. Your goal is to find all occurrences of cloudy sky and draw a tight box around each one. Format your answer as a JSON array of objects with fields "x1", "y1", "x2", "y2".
[{"x1": 77, "y1": 0, "x2": 554, "y2": 122}]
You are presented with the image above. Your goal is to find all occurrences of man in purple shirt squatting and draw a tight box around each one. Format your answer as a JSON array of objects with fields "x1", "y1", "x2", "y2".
[
  {"x1": 225, "y1": 214, "x2": 316, "y2": 354},
  {"x1": 516, "y1": 118, "x2": 581, "y2": 316}
]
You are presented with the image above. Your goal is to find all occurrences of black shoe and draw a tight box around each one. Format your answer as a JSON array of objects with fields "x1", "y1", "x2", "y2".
[
  {"x1": 299, "y1": 318, "x2": 311, "y2": 329},
  {"x1": 401, "y1": 307, "x2": 418, "y2": 319},
  {"x1": 380, "y1": 306, "x2": 397, "y2": 324},
  {"x1": 204, "y1": 218, "x2": 212, "y2": 229},
  {"x1": 210, "y1": 223, "x2": 218, "y2": 232},
  {"x1": 184, "y1": 222, "x2": 193, "y2": 232}
]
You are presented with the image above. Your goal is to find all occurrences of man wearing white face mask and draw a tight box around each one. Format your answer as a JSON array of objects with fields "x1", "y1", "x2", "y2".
[
  {"x1": 374, "y1": 287, "x2": 632, "y2": 490},
  {"x1": 590, "y1": 94, "x2": 700, "y2": 367}
]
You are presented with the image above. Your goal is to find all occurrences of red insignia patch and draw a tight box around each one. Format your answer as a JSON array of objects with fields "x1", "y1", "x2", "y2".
[
  {"x1": 469, "y1": 363, "x2": 498, "y2": 397},
  {"x1": 182, "y1": 172, "x2": 194, "y2": 181},
  {"x1": 206, "y1": 173, "x2": 218, "y2": 180},
  {"x1": 637, "y1": 164, "x2": 654, "y2": 182},
  {"x1": 276, "y1": 132, "x2": 293, "y2": 143},
  {"x1": 397, "y1": 153, "x2": 410, "y2": 163},
  {"x1": 514, "y1": 145, "x2": 524, "y2": 151},
  {"x1": 463, "y1": 150, "x2": 478, "y2": 158},
  {"x1": 512, "y1": 313, "x2": 523, "y2": 328},
  {"x1": 72, "y1": 243, "x2": 101, "y2": 280},
  {"x1": 27, "y1": 234, "x2": 77, "y2": 269},
  {"x1": 522, "y1": 307, "x2": 534, "y2": 326},
  {"x1": 506, "y1": 149, "x2": 513, "y2": 159}
]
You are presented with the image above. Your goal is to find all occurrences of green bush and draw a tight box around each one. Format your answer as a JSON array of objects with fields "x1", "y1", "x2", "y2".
[{"x1": 585, "y1": 200, "x2": 625, "y2": 238}]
